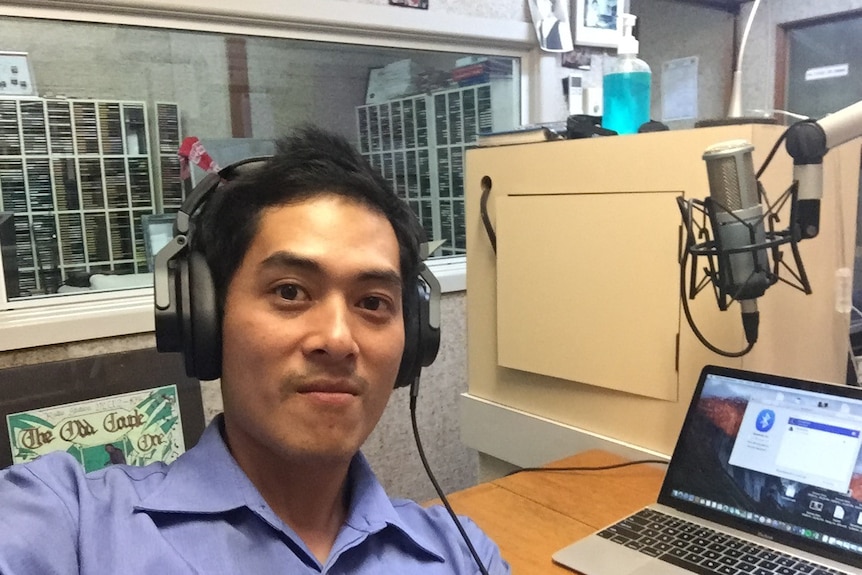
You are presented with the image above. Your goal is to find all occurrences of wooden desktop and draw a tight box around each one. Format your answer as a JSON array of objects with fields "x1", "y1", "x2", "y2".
[{"x1": 437, "y1": 450, "x2": 666, "y2": 574}]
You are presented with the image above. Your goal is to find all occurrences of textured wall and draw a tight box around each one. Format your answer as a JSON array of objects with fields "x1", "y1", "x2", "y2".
[{"x1": 631, "y1": 0, "x2": 735, "y2": 128}]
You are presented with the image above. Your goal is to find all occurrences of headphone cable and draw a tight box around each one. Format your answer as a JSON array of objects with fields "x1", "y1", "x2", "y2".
[{"x1": 410, "y1": 379, "x2": 492, "y2": 575}]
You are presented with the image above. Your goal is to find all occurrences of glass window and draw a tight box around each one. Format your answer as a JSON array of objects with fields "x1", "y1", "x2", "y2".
[{"x1": 0, "y1": 15, "x2": 521, "y2": 306}]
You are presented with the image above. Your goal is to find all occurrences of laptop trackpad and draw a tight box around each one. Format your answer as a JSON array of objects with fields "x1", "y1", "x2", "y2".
[{"x1": 553, "y1": 537, "x2": 690, "y2": 575}]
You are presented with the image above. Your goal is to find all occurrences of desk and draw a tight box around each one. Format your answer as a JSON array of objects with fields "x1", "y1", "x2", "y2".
[{"x1": 441, "y1": 450, "x2": 666, "y2": 574}]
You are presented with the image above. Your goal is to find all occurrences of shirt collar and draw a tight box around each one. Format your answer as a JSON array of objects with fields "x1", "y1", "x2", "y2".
[
  {"x1": 343, "y1": 451, "x2": 445, "y2": 561},
  {"x1": 136, "y1": 415, "x2": 445, "y2": 561},
  {"x1": 136, "y1": 415, "x2": 251, "y2": 514}
]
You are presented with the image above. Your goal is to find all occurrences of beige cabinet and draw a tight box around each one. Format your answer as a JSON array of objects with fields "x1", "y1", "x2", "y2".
[{"x1": 466, "y1": 124, "x2": 861, "y2": 456}]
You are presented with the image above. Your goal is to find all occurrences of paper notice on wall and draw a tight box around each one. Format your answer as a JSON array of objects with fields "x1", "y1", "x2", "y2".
[
  {"x1": 661, "y1": 56, "x2": 698, "y2": 122},
  {"x1": 7, "y1": 385, "x2": 185, "y2": 471}
]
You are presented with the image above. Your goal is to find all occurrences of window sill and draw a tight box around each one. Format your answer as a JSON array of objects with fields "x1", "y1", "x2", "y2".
[{"x1": 0, "y1": 256, "x2": 465, "y2": 352}]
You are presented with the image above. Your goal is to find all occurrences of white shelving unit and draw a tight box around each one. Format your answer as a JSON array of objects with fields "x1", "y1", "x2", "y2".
[
  {"x1": 0, "y1": 97, "x2": 160, "y2": 298},
  {"x1": 356, "y1": 79, "x2": 517, "y2": 256}
]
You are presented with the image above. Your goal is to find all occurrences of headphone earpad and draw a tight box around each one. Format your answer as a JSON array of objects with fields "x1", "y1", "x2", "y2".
[
  {"x1": 393, "y1": 281, "x2": 440, "y2": 388},
  {"x1": 394, "y1": 283, "x2": 420, "y2": 389},
  {"x1": 187, "y1": 250, "x2": 221, "y2": 381},
  {"x1": 418, "y1": 284, "x2": 441, "y2": 368}
]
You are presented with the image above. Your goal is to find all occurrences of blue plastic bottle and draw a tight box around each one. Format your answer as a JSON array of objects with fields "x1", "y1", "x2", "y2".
[{"x1": 602, "y1": 13, "x2": 651, "y2": 135}]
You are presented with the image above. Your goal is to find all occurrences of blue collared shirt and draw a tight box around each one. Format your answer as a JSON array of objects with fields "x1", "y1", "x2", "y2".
[{"x1": 0, "y1": 417, "x2": 509, "y2": 574}]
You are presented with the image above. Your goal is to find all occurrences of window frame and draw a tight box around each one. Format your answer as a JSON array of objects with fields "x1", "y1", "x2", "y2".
[{"x1": 0, "y1": 0, "x2": 532, "y2": 351}]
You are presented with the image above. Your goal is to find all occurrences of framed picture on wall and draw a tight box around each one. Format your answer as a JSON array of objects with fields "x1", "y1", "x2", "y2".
[
  {"x1": 574, "y1": 0, "x2": 621, "y2": 48},
  {"x1": 0, "y1": 348, "x2": 205, "y2": 470}
]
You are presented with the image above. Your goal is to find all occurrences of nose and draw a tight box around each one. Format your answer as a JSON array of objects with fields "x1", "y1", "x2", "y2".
[{"x1": 303, "y1": 295, "x2": 360, "y2": 363}]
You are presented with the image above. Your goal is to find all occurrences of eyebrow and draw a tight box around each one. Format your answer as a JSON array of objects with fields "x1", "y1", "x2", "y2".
[{"x1": 258, "y1": 250, "x2": 403, "y2": 289}]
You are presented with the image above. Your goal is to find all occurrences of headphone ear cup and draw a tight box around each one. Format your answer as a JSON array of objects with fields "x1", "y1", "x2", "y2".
[
  {"x1": 187, "y1": 250, "x2": 221, "y2": 381},
  {"x1": 394, "y1": 283, "x2": 420, "y2": 389},
  {"x1": 393, "y1": 280, "x2": 440, "y2": 389},
  {"x1": 418, "y1": 283, "x2": 441, "y2": 368}
]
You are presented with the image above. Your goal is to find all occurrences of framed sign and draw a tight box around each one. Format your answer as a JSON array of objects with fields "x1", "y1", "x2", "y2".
[
  {"x1": 0, "y1": 348, "x2": 205, "y2": 470},
  {"x1": 8, "y1": 385, "x2": 187, "y2": 471},
  {"x1": 574, "y1": 0, "x2": 621, "y2": 48}
]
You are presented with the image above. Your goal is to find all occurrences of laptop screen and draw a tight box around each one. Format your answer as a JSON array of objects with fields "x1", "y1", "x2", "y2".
[{"x1": 658, "y1": 366, "x2": 862, "y2": 568}]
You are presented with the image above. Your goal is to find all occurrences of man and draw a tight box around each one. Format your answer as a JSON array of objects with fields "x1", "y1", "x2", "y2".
[{"x1": 0, "y1": 127, "x2": 509, "y2": 574}]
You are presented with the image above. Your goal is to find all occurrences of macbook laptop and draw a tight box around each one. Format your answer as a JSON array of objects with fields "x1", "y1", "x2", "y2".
[{"x1": 553, "y1": 364, "x2": 862, "y2": 575}]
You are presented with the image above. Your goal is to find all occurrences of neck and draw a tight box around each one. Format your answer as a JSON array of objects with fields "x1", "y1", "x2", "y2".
[{"x1": 221, "y1": 419, "x2": 354, "y2": 564}]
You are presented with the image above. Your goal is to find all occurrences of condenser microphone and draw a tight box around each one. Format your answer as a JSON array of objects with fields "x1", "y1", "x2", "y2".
[{"x1": 702, "y1": 139, "x2": 771, "y2": 343}]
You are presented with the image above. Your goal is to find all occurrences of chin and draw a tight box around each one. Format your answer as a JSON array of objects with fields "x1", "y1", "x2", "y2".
[{"x1": 284, "y1": 428, "x2": 367, "y2": 461}]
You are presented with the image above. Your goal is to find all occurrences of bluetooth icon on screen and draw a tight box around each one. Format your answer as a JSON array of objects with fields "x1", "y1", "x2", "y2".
[{"x1": 755, "y1": 409, "x2": 776, "y2": 432}]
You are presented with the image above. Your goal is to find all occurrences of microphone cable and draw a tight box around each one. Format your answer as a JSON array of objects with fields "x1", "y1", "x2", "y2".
[{"x1": 410, "y1": 376, "x2": 491, "y2": 575}]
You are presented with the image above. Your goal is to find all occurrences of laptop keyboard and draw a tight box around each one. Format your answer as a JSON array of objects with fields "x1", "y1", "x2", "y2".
[{"x1": 597, "y1": 508, "x2": 851, "y2": 575}]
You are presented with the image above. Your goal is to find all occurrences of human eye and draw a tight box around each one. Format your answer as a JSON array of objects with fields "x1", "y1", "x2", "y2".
[
  {"x1": 358, "y1": 294, "x2": 396, "y2": 315},
  {"x1": 275, "y1": 283, "x2": 309, "y2": 302}
]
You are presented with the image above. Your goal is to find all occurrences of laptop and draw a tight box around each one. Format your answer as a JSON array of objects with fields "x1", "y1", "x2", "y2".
[{"x1": 553, "y1": 364, "x2": 862, "y2": 575}]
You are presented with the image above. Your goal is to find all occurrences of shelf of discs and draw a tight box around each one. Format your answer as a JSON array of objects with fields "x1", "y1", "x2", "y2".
[
  {"x1": 356, "y1": 79, "x2": 517, "y2": 257},
  {"x1": 0, "y1": 97, "x2": 156, "y2": 298},
  {"x1": 154, "y1": 102, "x2": 183, "y2": 213}
]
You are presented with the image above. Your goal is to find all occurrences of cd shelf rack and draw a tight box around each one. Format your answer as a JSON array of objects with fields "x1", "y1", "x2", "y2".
[
  {"x1": 0, "y1": 97, "x2": 164, "y2": 298},
  {"x1": 155, "y1": 102, "x2": 184, "y2": 213},
  {"x1": 356, "y1": 80, "x2": 517, "y2": 257}
]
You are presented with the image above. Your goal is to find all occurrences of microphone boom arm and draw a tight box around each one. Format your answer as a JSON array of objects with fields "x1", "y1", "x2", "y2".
[{"x1": 785, "y1": 100, "x2": 862, "y2": 239}]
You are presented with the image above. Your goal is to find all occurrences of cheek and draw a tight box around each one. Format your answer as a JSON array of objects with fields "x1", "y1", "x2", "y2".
[
  {"x1": 386, "y1": 324, "x2": 407, "y2": 370},
  {"x1": 220, "y1": 310, "x2": 275, "y2": 376}
]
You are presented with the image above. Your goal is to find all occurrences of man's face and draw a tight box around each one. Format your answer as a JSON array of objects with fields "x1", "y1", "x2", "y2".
[{"x1": 219, "y1": 195, "x2": 405, "y2": 466}]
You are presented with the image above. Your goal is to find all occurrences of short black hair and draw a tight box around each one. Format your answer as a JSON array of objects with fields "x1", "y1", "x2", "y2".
[{"x1": 195, "y1": 125, "x2": 424, "y2": 316}]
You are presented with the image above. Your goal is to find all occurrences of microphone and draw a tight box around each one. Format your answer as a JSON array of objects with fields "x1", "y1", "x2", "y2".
[{"x1": 702, "y1": 139, "x2": 771, "y2": 344}]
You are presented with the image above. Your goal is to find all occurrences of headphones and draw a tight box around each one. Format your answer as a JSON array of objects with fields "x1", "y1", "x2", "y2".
[{"x1": 153, "y1": 158, "x2": 441, "y2": 388}]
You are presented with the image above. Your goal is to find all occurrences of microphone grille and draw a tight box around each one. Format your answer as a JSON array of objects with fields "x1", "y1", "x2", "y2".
[{"x1": 703, "y1": 139, "x2": 757, "y2": 211}]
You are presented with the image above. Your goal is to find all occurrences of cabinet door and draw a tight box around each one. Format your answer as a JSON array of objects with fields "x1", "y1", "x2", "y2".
[{"x1": 495, "y1": 191, "x2": 681, "y2": 400}]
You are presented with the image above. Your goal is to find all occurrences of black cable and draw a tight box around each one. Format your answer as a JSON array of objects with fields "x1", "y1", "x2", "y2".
[
  {"x1": 410, "y1": 379, "x2": 491, "y2": 575},
  {"x1": 479, "y1": 176, "x2": 496, "y2": 254},
  {"x1": 504, "y1": 458, "x2": 669, "y2": 478},
  {"x1": 678, "y1": 198, "x2": 756, "y2": 357},
  {"x1": 755, "y1": 122, "x2": 811, "y2": 180}
]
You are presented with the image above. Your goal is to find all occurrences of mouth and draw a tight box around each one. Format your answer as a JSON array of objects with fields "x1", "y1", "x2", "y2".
[
  {"x1": 296, "y1": 379, "x2": 361, "y2": 396},
  {"x1": 296, "y1": 379, "x2": 360, "y2": 406}
]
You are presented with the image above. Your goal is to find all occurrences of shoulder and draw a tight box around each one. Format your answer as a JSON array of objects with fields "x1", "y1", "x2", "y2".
[
  {"x1": 390, "y1": 499, "x2": 510, "y2": 574},
  {"x1": 1, "y1": 450, "x2": 170, "y2": 511}
]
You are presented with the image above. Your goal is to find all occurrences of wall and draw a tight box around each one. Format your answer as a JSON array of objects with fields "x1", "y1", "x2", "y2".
[
  {"x1": 631, "y1": 0, "x2": 734, "y2": 128},
  {"x1": 0, "y1": 18, "x2": 233, "y2": 139}
]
